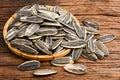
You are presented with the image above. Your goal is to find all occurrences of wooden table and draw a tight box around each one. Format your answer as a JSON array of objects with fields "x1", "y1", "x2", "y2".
[{"x1": 0, "y1": 0, "x2": 120, "y2": 80}]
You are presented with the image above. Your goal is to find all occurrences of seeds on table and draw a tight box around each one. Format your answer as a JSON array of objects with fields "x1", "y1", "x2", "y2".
[
  {"x1": 97, "y1": 34, "x2": 116, "y2": 43},
  {"x1": 33, "y1": 69, "x2": 57, "y2": 76},
  {"x1": 64, "y1": 64, "x2": 87, "y2": 75},
  {"x1": 5, "y1": 4, "x2": 116, "y2": 75},
  {"x1": 18, "y1": 60, "x2": 40, "y2": 71},
  {"x1": 6, "y1": 4, "x2": 115, "y2": 59}
]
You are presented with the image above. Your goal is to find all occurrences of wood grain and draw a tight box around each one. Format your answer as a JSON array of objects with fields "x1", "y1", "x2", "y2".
[{"x1": 0, "y1": 0, "x2": 120, "y2": 80}]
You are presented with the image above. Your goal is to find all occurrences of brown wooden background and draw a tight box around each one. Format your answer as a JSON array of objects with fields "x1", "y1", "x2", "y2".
[{"x1": 0, "y1": 0, "x2": 120, "y2": 80}]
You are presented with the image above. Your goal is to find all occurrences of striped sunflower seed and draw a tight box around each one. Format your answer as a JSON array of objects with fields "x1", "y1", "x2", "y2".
[
  {"x1": 95, "y1": 41, "x2": 109, "y2": 56},
  {"x1": 64, "y1": 64, "x2": 87, "y2": 75},
  {"x1": 71, "y1": 48, "x2": 83, "y2": 62},
  {"x1": 61, "y1": 40, "x2": 86, "y2": 48},
  {"x1": 35, "y1": 39, "x2": 52, "y2": 54},
  {"x1": 33, "y1": 69, "x2": 57, "y2": 76},
  {"x1": 82, "y1": 20, "x2": 99, "y2": 30},
  {"x1": 51, "y1": 56, "x2": 73, "y2": 66},
  {"x1": 97, "y1": 34, "x2": 116, "y2": 43},
  {"x1": 18, "y1": 60, "x2": 40, "y2": 71}
]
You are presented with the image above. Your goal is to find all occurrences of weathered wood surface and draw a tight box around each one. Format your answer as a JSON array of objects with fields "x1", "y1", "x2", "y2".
[{"x1": 0, "y1": 0, "x2": 120, "y2": 80}]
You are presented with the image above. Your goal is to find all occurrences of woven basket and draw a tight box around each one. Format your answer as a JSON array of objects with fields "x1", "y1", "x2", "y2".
[{"x1": 3, "y1": 6, "x2": 79, "y2": 61}]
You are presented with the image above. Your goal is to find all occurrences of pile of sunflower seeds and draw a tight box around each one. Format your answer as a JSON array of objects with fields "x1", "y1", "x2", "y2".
[
  {"x1": 6, "y1": 4, "x2": 116, "y2": 61},
  {"x1": 5, "y1": 4, "x2": 116, "y2": 75}
]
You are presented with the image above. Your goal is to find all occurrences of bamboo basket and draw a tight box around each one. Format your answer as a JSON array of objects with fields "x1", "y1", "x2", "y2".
[{"x1": 3, "y1": 5, "x2": 80, "y2": 61}]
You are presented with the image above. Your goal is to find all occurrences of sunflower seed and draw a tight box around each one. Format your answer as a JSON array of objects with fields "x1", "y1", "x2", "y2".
[
  {"x1": 86, "y1": 39, "x2": 95, "y2": 53},
  {"x1": 63, "y1": 27, "x2": 76, "y2": 35},
  {"x1": 67, "y1": 19, "x2": 75, "y2": 30},
  {"x1": 61, "y1": 40, "x2": 86, "y2": 48},
  {"x1": 36, "y1": 12, "x2": 56, "y2": 22},
  {"x1": 16, "y1": 23, "x2": 28, "y2": 37},
  {"x1": 63, "y1": 12, "x2": 72, "y2": 24},
  {"x1": 58, "y1": 13, "x2": 66, "y2": 22},
  {"x1": 35, "y1": 39, "x2": 52, "y2": 54},
  {"x1": 81, "y1": 26, "x2": 87, "y2": 40},
  {"x1": 25, "y1": 24, "x2": 40, "y2": 36},
  {"x1": 17, "y1": 44, "x2": 39, "y2": 54},
  {"x1": 17, "y1": 5, "x2": 32, "y2": 16},
  {"x1": 36, "y1": 27, "x2": 58, "y2": 36},
  {"x1": 73, "y1": 20, "x2": 84, "y2": 38},
  {"x1": 18, "y1": 60, "x2": 40, "y2": 71},
  {"x1": 51, "y1": 38, "x2": 63, "y2": 50},
  {"x1": 97, "y1": 34, "x2": 116, "y2": 43},
  {"x1": 64, "y1": 64, "x2": 87, "y2": 74},
  {"x1": 85, "y1": 26, "x2": 99, "y2": 34},
  {"x1": 71, "y1": 48, "x2": 83, "y2": 62},
  {"x1": 5, "y1": 27, "x2": 17, "y2": 41},
  {"x1": 51, "y1": 56, "x2": 73, "y2": 66},
  {"x1": 54, "y1": 46, "x2": 64, "y2": 53},
  {"x1": 95, "y1": 41, "x2": 109, "y2": 56},
  {"x1": 33, "y1": 69, "x2": 57, "y2": 76},
  {"x1": 82, "y1": 20, "x2": 99, "y2": 30},
  {"x1": 17, "y1": 5, "x2": 36, "y2": 16},
  {"x1": 45, "y1": 36, "x2": 53, "y2": 49},
  {"x1": 31, "y1": 4, "x2": 39, "y2": 15},
  {"x1": 10, "y1": 38, "x2": 33, "y2": 47},
  {"x1": 20, "y1": 16, "x2": 43, "y2": 23},
  {"x1": 58, "y1": 14, "x2": 74, "y2": 30},
  {"x1": 63, "y1": 26, "x2": 76, "y2": 36},
  {"x1": 65, "y1": 34, "x2": 79, "y2": 41},
  {"x1": 40, "y1": 22, "x2": 63, "y2": 27},
  {"x1": 94, "y1": 45, "x2": 105, "y2": 59},
  {"x1": 82, "y1": 49, "x2": 98, "y2": 61},
  {"x1": 50, "y1": 6, "x2": 61, "y2": 13},
  {"x1": 38, "y1": 9, "x2": 59, "y2": 19},
  {"x1": 85, "y1": 33, "x2": 94, "y2": 42}
]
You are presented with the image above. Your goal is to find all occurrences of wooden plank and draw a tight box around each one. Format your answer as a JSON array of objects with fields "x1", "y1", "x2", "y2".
[
  {"x1": 1, "y1": 4, "x2": 120, "y2": 15},
  {"x1": 0, "y1": 0, "x2": 120, "y2": 7},
  {"x1": 0, "y1": 0, "x2": 120, "y2": 80},
  {"x1": 0, "y1": 65, "x2": 119, "y2": 80}
]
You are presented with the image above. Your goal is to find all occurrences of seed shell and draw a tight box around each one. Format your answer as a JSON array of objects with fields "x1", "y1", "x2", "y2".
[
  {"x1": 36, "y1": 27, "x2": 58, "y2": 36},
  {"x1": 51, "y1": 57, "x2": 74, "y2": 66},
  {"x1": 82, "y1": 20, "x2": 99, "y2": 30},
  {"x1": 95, "y1": 45, "x2": 105, "y2": 59},
  {"x1": 33, "y1": 69, "x2": 57, "y2": 76},
  {"x1": 25, "y1": 24, "x2": 40, "y2": 36},
  {"x1": 82, "y1": 50, "x2": 98, "y2": 61},
  {"x1": 20, "y1": 16, "x2": 44, "y2": 23},
  {"x1": 18, "y1": 60, "x2": 40, "y2": 71},
  {"x1": 97, "y1": 34, "x2": 116, "y2": 43},
  {"x1": 61, "y1": 40, "x2": 86, "y2": 48},
  {"x1": 71, "y1": 48, "x2": 83, "y2": 62},
  {"x1": 17, "y1": 44, "x2": 39, "y2": 54},
  {"x1": 35, "y1": 39, "x2": 52, "y2": 54},
  {"x1": 95, "y1": 41, "x2": 109, "y2": 56},
  {"x1": 51, "y1": 38, "x2": 63, "y2": 50},
  {"x1": 64, "y1": 64, "x2": 87, "y2": 75}
]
